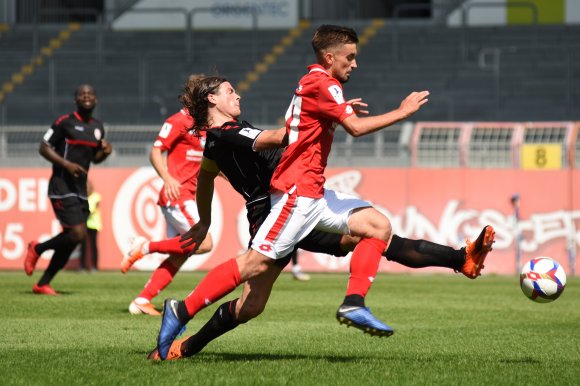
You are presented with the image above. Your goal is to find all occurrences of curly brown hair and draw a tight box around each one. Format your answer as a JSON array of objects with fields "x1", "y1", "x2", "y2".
[{"x1": 180, "y1": 75, "x2": 228, "y2": 132}]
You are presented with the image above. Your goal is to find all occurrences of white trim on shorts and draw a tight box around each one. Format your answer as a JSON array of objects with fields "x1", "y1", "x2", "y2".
[
  {"x1": 160, "y1": 199, "x2": 200, "y2": 238},
  {"x1": 250, "y1": 187, "x2": 371, "y2": 259}
]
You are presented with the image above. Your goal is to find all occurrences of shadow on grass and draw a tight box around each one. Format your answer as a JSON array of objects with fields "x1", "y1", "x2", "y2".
[
  {"x1": 144, "y1": 352, "x2": 370, "y2": 363},
  {"x1": 499, "y1": 357, "x2": 541, "y2": 364}
]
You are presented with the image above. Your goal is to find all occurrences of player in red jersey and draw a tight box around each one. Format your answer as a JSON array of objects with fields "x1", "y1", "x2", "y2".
[
  {"x1": 120, "y1": 75, "x2": 213, "y2": 315},
  {"x1": 24, "y1": 84, "x2": 112, "y2": 295},
  {"x1": 154, "y1": 27, "x2": 494, "y2": 359}
]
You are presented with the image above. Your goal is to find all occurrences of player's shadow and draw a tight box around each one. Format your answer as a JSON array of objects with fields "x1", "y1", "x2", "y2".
[
  {"x1": 196, "y1": 352, "x2": 364, "y2": 362},
  {"x1": 141, "y1": 351, "x2": 365, "y2": 363}
]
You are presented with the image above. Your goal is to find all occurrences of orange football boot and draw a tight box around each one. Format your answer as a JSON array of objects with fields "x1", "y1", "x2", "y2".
[
  {"x1": 121, "y1": 237, "x2": 147, "y2": 273},
  {"x1": 24, "y1": 241, "x2": 40, "y2": 276},
  {"x1": 32, "y1": 283, "x2": 58, "y2": 295},
  {"x1": 147, "y1": 338, "x2": 186, "y2": 361},
  {"x1": 461, "y1": 225, "x2": 495, "y2": 279}
]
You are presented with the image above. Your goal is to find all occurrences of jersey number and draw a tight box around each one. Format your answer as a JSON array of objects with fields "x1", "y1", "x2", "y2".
[{"x1": 284, "y1": 95, "x2": 302, "y2": 145}]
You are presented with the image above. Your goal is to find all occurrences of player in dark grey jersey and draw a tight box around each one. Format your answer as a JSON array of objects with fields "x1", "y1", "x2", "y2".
[{"x1": 24, "y1": 84, "x2": 112, "y2": 295}]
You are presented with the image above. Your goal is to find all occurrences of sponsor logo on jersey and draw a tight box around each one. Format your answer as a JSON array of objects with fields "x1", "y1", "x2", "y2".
[
  {"x1": 159, "y1": 122, "x2": 172, "y2": 139},
  {"x1": 186, "y1": 148, "x2": 203, "y2": 161},
  {"x1": 74, "y1": 125, "x2": 85, "y2": 132},
  {"x1": 43, "y1": 128, "x2": 54, "y2": 141},
  {"x1": 328, "y1": 85, "x2": 345, "y2": 104},
  {"x1": 239, "y1": 127, "x2": 261, "y2": 140}
]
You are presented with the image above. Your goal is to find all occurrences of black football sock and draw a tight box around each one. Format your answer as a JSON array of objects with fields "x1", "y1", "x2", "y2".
[
  {"x1": 37, "y1": 242, "x2": 78, "y2": 286},
  {"x1": 385, "y1": 235, "x2": 465, "y2": 271},
  {"x1": 342, "y1": 294, "x2": 365, "y2": 308},
  {"x1": 181, "y1": 299, "x2": 241, "y2": 357},
  {"x1": 35, "y1": 231, "x2": 74, "y2": 254}
]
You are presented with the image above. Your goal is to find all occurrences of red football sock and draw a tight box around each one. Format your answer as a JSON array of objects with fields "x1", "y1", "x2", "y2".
[
  {"x1": 346, "y1": 238, "x2": 387, "y2": 297},
  {"x1": 138, "y1": 259, "x2": 180, "y2": 301},
  {"x1": 184, "y1": 258, "x2": 241, "y2": 318},
  {"x1": 149, "y1": 236, "x2": 196, "y2": 255}
]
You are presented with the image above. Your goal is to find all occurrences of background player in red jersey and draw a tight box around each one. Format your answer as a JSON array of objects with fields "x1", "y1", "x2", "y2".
[
  {"x1": 24, "y1": 84, "x2": 112, "y2": 295},
  {"x1": 120, "y1": 75, "x2": 213, "y2": 315}
]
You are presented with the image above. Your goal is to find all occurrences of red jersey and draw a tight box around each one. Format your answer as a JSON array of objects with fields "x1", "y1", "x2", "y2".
[
  {"x1": 153, "y1": 109, "x2": 205, "y2": 207},
  {"x1": 270, "y1": 64, "x2": 355, "y2": 198}
]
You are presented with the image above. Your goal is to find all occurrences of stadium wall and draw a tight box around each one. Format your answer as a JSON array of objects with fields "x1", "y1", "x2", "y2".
[{"x1": 1, "y1": 167, "x2": 579, "y2": 275}]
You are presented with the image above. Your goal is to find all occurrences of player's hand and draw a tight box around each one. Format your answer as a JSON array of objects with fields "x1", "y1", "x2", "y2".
[
  {"x1": 100, "y1": 139, "x2": 113, "y2": 155},
  {"x1": 398, "y1": 91, "x2": 430, "y2": 118},
  {"x1": 180, "y1": 222, "x2": 210, "y2": 252},
  {"x1": 164, "y1": 176, "x2": 181, "y2": 201},
  {"x1": 347, "y1": 98, "x2": 369, "y2": 115},
  {"x1": 64, "y1": 161, "x2": 88, "y2": 178}
]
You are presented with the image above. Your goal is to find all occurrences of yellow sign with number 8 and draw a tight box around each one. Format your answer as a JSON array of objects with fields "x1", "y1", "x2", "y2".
[{"x1": 521, "y1": 144, "x2": 562, "y2": 170}]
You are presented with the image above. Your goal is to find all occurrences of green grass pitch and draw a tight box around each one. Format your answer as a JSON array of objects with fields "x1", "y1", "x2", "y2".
[{"x1": 1, "y1": 271, "x2": 579, "y2": 385}]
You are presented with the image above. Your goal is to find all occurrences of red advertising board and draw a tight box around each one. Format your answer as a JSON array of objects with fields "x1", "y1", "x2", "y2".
[{"x1": 1, "y1": 167, "x2": 579, "y2": 275}]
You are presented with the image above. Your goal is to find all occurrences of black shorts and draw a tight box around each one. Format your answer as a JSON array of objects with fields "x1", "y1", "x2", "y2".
[
  {"x1": 246, "y1": 196, "x2": 347, "y2": 268},
  {"x1": 50, "y1": 196, "x2": 90, "y2": 227}
]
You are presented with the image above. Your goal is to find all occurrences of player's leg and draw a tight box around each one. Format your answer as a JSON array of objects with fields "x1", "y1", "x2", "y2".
[
  {"x1": 121, "y1": 203, "x2": 212, "y2": 273},
  {"x1": 156, "y1": 248, "x2": 271, "y2": 359},
  {"x1": 149, "y1": 262, "x2": 284, "y2": 360},
  {"x1": 290, "y1": 251, "x2": 310, "y2": 281},
  {"x1": 31, "y1": 198, "x2": 88, "y2": 294},
  {"x1": 156, "y1": 191, "x2": 317, "y2": 359},
  {"x1": 316, "y1": 189, "x2": 393, "y2": 336},
  {"x1": 35, "y1": 222, "x2": 87, "y2": 293},
  {"x1": 88, "y1": 228, "x2": 98, "y2": 271}
]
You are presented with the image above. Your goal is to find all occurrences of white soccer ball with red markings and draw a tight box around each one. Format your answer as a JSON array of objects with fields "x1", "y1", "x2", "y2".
[{"x1": 520, "y1": 257, "x2": 566, "y2": 303}]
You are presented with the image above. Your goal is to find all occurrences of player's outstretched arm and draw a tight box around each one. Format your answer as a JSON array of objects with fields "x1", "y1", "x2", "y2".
[
  {"x1": 180, "y1": 159, "x2": 219, "y2": 250},
  {"x1": 341, "y1": 91, "x2": 429, "y2": 137},
  {"x1": 253, "y1": 127, "x2": 288, "y2": 151}
]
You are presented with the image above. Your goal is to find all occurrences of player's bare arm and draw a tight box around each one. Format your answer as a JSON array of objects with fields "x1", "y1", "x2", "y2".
[
  {"x1": 180, "y1": 159, "x2": 219, "y2": 250},
  {"x1": 93, "y1": 138, "x2": 113, "y2": 164},
  {"x1": 341, "y1": 91, "x2": 429, "y2": 137},
  {"x1": 149, "y1": 146, "x2": 181, "y2": 201},
  {"x1": 253, "y1": 127, "x2": 288, "y2": 151},
  {"x1": 39, "y1": 141, "x2": 87, "y2": 178}
]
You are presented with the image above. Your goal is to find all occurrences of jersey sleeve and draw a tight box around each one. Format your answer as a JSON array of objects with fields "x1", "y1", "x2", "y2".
[
  {"x1": 43, "y1": 116, "x2": 66, "y2": 147},
  {"x1": 211, "y1": 123, "x2": 263, "y2": 151},
  {"x1": 153, "y1": 117, "x2": 183, "y2": 151},
  {"x1": 317, "y1": 78, "x2": 355, "y2": 123}
]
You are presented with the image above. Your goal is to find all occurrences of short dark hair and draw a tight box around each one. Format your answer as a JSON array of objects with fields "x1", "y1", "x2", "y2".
[
  {"x1": 74, "y1": 84, "x2": 96, "y2": 97},
  {"x1": 312, "y1": 25, "x2": 358, "y2": 60}
]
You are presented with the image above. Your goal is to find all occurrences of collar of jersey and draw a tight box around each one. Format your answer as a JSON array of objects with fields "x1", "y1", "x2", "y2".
[{"x1": 308, "y1": 64, "x2": 330, "y2": 76}]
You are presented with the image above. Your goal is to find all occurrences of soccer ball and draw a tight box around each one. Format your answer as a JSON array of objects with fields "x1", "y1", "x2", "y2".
[{"x1": 520, "y1": 257, "x2": 566, "y2": 303}]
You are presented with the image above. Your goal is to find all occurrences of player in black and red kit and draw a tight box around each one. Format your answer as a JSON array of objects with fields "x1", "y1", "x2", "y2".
[
  {"x1": 24, "y1": 84, "x2": 112, "y2": 295},
  {"x1": 148, "y1": 76, "x2": 495, "y2": 360}
]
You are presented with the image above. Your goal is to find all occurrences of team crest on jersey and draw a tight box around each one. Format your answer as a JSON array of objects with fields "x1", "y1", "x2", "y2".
[
  {"x1": 328, "y1": 85, "x2": 345, "y2": 104},
  {"x1": 94, "y1": 128, "x2": 102, "y2": 140}
]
